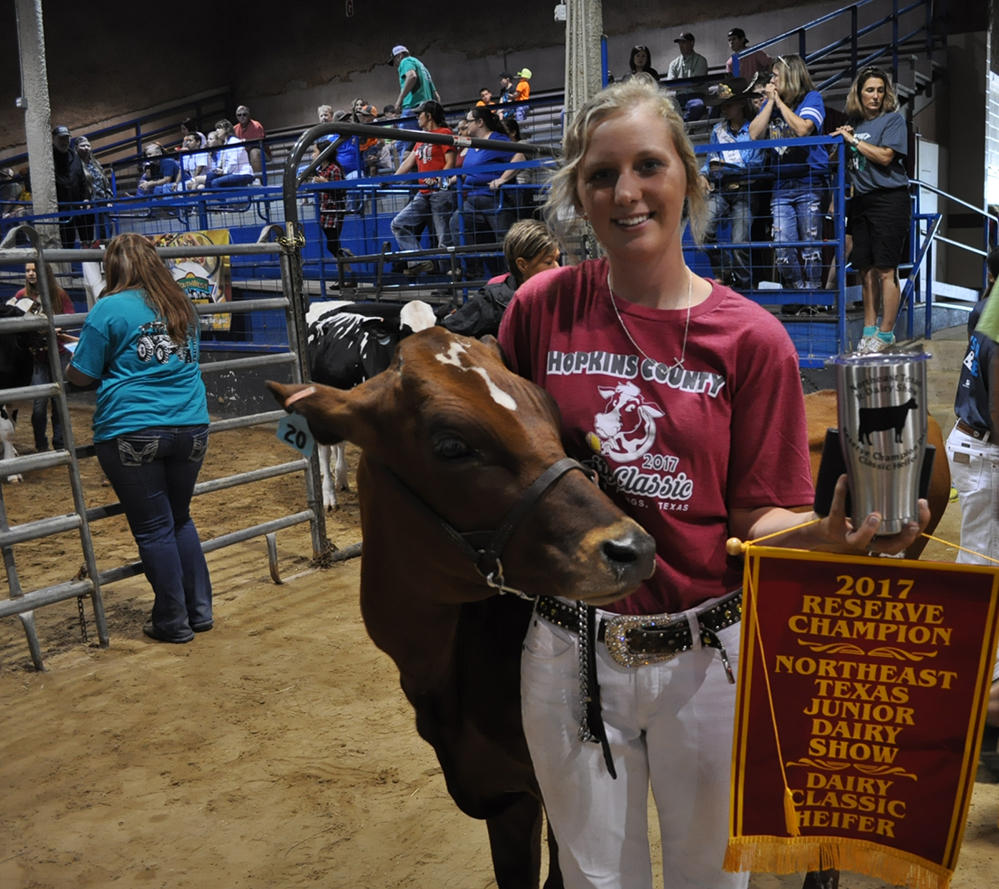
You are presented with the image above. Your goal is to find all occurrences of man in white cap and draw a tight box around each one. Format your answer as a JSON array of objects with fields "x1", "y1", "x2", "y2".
[{"x1": 390, "y1": 45, "x2": 440, "y2": 122}]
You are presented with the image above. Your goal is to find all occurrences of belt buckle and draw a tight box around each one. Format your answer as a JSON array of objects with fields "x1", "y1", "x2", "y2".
[{"x1": 604, "y1": 612, "x2": 684, "y2": 669}]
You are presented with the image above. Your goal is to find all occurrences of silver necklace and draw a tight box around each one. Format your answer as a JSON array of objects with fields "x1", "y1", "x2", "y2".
[{"x1": 607, "y1": 269, "x2": 693, "y2": 372}]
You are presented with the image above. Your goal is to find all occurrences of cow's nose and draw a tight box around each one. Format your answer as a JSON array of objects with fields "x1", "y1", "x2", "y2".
[{"x1": 601, "y1": 527, "x2": 657, "y2": 580}]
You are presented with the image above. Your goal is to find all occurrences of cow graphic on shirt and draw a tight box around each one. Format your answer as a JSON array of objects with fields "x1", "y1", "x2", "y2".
[{"x1": 590, "y1": 381, "x2": 664, "y2": 462}]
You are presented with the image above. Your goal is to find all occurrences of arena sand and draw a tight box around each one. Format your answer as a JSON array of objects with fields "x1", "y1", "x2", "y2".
[{"x1": 0, "y1": 406, "x2": 995, "y2": 889}]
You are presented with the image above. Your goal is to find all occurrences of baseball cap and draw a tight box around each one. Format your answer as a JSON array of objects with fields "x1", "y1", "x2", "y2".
[
  {"x1": 728, "y1": 28, "x2": 747, "y2": 40},
  {"x1": 52, "y1": 125, "x2": 71, "y2": 137},
  {"x1": 516, "y1": 68, "x2": 533, "y2": 80},
  {"x1": 674, "y1": 32, "x2": 695, "y2": 43},
  {"x1": 357, "y1": 103, "x2": 378, "y2": 118},
  {"x1": 390, "y1": 45, "x2": 408, "y2": 61},
  {"x1": 499, "y1": 71, "x2": 514, "y2": 80}
]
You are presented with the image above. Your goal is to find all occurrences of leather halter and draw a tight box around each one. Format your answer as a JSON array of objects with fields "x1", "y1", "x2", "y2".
[{"x1": 374, "y1": 456, "x2": 594, "y2": 599}]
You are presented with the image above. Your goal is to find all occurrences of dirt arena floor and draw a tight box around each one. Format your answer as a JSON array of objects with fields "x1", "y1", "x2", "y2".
[{"x1": 1, "y1": 338, "x2": 997, "y2": 889}]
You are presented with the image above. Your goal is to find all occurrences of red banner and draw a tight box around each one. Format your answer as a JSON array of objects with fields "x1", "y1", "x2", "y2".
[{"x1": 726, "y1": 548, "x2": 999, "y2": 889}]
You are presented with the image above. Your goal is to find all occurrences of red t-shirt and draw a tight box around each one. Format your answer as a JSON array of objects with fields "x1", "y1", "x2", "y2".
[
  {"x1": 414, "y1": 127, "x2": 456, "y2": 193},
  {"x1": 13, "y1": 287, "x2": 76, "y2": 357},
  {"x1": 498, "y1": 258, "x2": 814, "y2": 614}
]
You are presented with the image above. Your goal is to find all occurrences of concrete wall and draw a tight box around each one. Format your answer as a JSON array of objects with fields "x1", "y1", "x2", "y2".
[{"x1": 1, "y1": 0, "x2": 917, "y2": 150}]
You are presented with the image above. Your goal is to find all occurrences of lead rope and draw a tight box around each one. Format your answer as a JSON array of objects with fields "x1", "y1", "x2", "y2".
[{"x1": 576, "y1": 600, "x2": 617, "y2": 779}]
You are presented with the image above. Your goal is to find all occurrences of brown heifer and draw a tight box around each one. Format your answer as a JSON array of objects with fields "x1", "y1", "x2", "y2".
[
  {"x1": 268, "y1": 328, "x2": 656, "y2": 889},
  {"x1": 803, "y1": 389, "x2": 951, "y2": 561}
]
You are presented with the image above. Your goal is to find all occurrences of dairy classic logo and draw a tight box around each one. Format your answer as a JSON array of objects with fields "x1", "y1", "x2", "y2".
[{"x1": 588, "y1": 381, "x2": 661, "y2": 462}]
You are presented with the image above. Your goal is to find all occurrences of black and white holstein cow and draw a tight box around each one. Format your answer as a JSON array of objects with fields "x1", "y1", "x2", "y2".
[
  {"x1": 0, "y1": 301, "x2": 43, "y2": 483},
  {"x1": 305, "y1": 299, "x2": 436, "y2": 509}
]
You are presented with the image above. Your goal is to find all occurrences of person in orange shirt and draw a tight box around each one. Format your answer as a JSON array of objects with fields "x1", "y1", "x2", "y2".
[
  {"x1": 476, "y1": 87, "x2": 494, "y2": 107},
  {"x1": 511, "y1": 68, "x2": 531, "y2": 121}
]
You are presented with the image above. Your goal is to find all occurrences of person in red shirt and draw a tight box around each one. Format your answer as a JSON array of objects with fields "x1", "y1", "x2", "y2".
[
  {"x1": 9, "y1": 262, "x2": 76, "y2": 452},
  {"x1": 498, "y1": 76, "x2": 929, "y2": 889},
  {"x1": 234, "y1": 105, "x2": 270, "y2": 173},
  {"x1": 389, "y1": 100, "x2": 456, "y2": 276}
]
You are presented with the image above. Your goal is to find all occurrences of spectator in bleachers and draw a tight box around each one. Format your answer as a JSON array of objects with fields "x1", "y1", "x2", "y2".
[
  {"x1": 207, "y1": 120, "x2": 255, "y2": 189},
  {"x1": 354, "y1": 103, "x2": 390, "y2": 176},
  {"x1": 832, "y1": 67, "x2": 911, "y2": 353},
  {"x1": 234, "y1": 105, "x2": 270, "y2": 174},
  {"x1": 699, "y1": 78, "x2": 765, "y2": 292},
  {"x1": 726, "y1": 28, "x2": 771, "y2": 83},
  {"x1": 625, "y1": 45, "x2": 660, "y2": 83},
  {"x1": 510, "y1": 69, "x2": 532, "y2": 121},
  {"x1": 179, "y1": 118, "x2": 206, "y2": 149},
  {"x1": 477, "y1": 88, "x2": 494, "y2": 107},
  {"x1": 310, "y1": 143, "x2": 348, "y2": 266},
  {"x1": 179, "y1": 133, "x2": 209, "y2": 186},
  {"x1": 666, "y1": 32, "x2": 709, "y2": 121},
  {"x1": 73, "y1": 137, "x2": 113, "y2": 240},
  {"x1": 498, "y1": 72, "x2": 516, "y2": 112},
  {"x1": 459, "y1": 106, "x2": 526, "y2": 279},
  {"x1": 138, "y1": 143, "x2": 183, "y2": 195},
  {"x1": 318, "y1": 105, "x2": 334, "y2": 124},
  {"x1": 390, "y1": 45, "x2": 441, "y2": 121},
  {"x1": 380, "y1": 104, "x2": 404, "y2": 168},
  {"x1": 52, "y1": 125, "x2": 93, "y2": 248},
  {"x1": 503, "y1": 119, "x2": 545, "y2": 220},
  {"x1": 73, "y1": 137, "x2": 111, "y2": 202},
  {"x1": 390, "y1": 100, "x2": 456, "y2": 277},
  {"x1": 190, "y1": 131, "x2": 222, "y2": 190},
  {"x1": 749, "y1": 54, "x2": 827, "y2": 290}
]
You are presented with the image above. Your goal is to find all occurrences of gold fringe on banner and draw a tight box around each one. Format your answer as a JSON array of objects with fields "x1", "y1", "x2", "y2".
[{"x1": 724, "y1": 837, "x2": 954, "y2": 889}]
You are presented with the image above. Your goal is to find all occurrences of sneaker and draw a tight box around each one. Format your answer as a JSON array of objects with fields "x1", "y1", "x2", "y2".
[
  {"x1": 867, "y1": 334, "x2": 895, "y2": 354},
  {"x1": 404, "y1": 261, "x2": 435, "y2": 277},
  {"x1": 855, "y1": 336, "x2": 873, "y2": 354},
  {"x1": 142, "y1": 621, "x2": 195, "y2": 644}
]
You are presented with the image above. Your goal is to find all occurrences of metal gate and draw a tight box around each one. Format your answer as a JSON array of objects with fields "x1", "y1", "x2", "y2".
[{"x1": 0, "y1": 223, "x2": 327, "y2": 670}]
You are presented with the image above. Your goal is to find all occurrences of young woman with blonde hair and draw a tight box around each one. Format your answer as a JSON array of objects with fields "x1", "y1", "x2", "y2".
[
  {"x1": 68, "y1": 233, "x2": 213, "y2": 644},
  {"x1": 498, "y1": 76, "x2": 927, "y2": 889}
]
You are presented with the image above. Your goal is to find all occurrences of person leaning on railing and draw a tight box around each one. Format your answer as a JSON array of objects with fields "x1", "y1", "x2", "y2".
[
  {"x1": 698, "y1": 77, "x2": 766, "y2": 292},
  {"x1": 457, "y1": 105, "x2": 526, "y2": 279},
  {"x1": 831, "y1": 67, "x2": 911, "y2": 354},
  {"x1": 749, "y1": 54, "x2": 827, "y2": 291}
]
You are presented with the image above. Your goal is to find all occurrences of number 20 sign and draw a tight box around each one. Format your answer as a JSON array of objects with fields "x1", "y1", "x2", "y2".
[{"x1": 277, "y1": 414, "x2": 315, "y2": 458}]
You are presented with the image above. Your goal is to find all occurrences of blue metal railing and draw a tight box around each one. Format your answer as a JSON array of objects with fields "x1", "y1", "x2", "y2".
[{"x1": 733, "y1": 0, "x2": 935, "y2": 91}]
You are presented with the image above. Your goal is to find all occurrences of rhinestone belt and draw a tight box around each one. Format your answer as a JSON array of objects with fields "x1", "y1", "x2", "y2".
[{"x1": 534, "y1": 590, "x2": 741, "y2": 678}]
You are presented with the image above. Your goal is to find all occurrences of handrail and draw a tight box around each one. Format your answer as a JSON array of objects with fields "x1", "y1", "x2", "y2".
[{"x1": 736, "y1": 0, "x2": 933, "y2": 89}]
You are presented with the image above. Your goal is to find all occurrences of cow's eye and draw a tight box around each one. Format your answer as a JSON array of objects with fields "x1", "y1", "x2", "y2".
[{"x1": 434, "y1": 436, "x2": 473, "y2": 461}]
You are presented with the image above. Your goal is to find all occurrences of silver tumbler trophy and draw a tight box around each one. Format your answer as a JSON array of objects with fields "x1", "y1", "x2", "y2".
[{"x1": 831, "y1": 351, "x2": 930, "y2": 535}]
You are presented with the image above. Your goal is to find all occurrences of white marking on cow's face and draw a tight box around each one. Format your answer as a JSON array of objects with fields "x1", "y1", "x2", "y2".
[
  {"x1": 435, "y1": 341, "x2": 468, "y2": 367},
  {"x1": 435, "y1": 342, "x2": 518, "y2": 411},
  {"x1": 470, "y1": 367, "x2": 517, "y2": 411}
]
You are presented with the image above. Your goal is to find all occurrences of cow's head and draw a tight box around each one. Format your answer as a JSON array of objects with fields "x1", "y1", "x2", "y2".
[{"x1": 268, "y1": 328, "x2": 655, "y2": 605}]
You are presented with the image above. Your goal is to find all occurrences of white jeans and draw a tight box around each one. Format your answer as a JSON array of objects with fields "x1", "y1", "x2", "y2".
[
  {"x1": 945, "y1": 426, "x2": 999, "y2": 565},
  {"x1": 521, "y1": 606, "x2": 748, "y2": 889}
]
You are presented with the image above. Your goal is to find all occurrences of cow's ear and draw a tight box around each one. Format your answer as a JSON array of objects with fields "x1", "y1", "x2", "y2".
[
  {"x1": 265, "y1": 380, "x2": 354, "y2": 445},
  {"x1": 480, "y1": 335, "x2": 507, "y2": 365},
  {"x1": 265, "y1": 379, "x2": 391, "y2": 449}
]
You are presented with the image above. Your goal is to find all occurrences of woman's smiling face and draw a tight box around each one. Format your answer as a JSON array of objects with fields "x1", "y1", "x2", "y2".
[{"x1": 575, "y1": 105, "x2": 691, "y2": 264}]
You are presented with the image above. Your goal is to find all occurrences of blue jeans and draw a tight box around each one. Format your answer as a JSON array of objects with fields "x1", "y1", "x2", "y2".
[
  {"x1": 390, "y1": 190, "x2": 456, "y2": 264},
  {"x1": 462, "y1": 192, "x2": 514, "y2": 278},
  {"x1": 31, "y1": 357, "x2": 68, "y2": 451},
  {"x1": 205, "y1": 171, "x2": 254, "y2": 189},
  {"x1": 96, "y1": 425, "x2": 212, "y2": 640},
  {"x1": 704, "y1": 187, "x2": 751, "y2": 291},
  {"x1": 771, "y1": 183, "x2": 824, "y2": 289}
]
